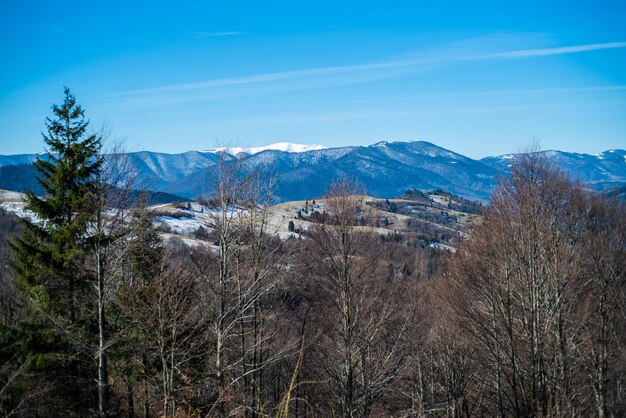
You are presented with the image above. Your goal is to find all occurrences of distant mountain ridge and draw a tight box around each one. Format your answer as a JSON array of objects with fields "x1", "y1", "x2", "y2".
[
  {"x1": 208, "y1": 142, "x2": 326, "y2": 156},
  {"x1": 0, "y1": 154, "x2": 40, "y2": 167},
  {"x1": 481, "y1": 148, "x2": 626, "y2": 192},
  {"x1": 163, "y1": 141, "x2": 498, "y2": 201},
  {"x1": 0, "y1": 141, "x2": 624, "y2": 202}
]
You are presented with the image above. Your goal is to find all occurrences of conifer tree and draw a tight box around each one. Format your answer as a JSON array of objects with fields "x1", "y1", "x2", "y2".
[
  {"x1": 114, "y1": 204, "x2": 165, "y2": 417},
  {"x1": 9, "y1": 87, "x2": 103, "y2": 415},
  {"x1": 126, "y1": 202, "x2": 165, "y2": 285},
  {"x1": 13, "y1": 87, "x2": 102, "y2": 319}
]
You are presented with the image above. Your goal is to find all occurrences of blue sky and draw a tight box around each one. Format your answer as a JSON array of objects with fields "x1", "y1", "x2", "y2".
[{"x1": 1, "y1": 0, "x2": 625, "y2": 158}]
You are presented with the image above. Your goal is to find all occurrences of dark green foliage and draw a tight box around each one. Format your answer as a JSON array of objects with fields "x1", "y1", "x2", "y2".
[
  {"x1": 383, "y1": 198, "x2": 397, "y2": 212},
  {"x1": 11, "y1": 87, "x2": 102, "y2": 320},
  {"x1": 111, "y1": 211, "x2": 166, "y2": 413},
  {"x1": 127, "y1": 207, "x2": 164, "y2": 283},
  {"x1": 6, "y1": 88, "x2": 103, "y2": 415},
  {"x1": 0, "y1": 208, "x2": 25, "y2": 414},
  {"x1": 288, "y1": 220, "x2": 295, "y2": 232}
]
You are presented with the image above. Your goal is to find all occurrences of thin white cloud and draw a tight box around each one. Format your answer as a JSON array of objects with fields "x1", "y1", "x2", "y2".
[
  {"x1": 107, "y1": 40, "x2": 626, "y2": 98},
  {"x1": 112, "y1": 60, "x2": 426, "y2": 95},
  {"x1": 497, "y1": 41, "x2": 626, "y2": 58},
  {"x1": 215, "y1": 98, "x2": 622, "y2": 127}
]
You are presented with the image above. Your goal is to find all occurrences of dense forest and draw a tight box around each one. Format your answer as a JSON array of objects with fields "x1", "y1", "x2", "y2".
[{"x1": 0, "y1": 91, "x2": 624, "y2": 417}]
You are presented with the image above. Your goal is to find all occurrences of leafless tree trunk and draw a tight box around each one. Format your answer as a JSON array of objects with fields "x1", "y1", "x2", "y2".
[
  {"x1": 197, "y1": 155, "x2": 297, "y2": 415},
  {"x1": 88, "y1": 145, "x2": 136, "y2": 417},
  {"x1": 579, "y1": 194, "x2": 626, "y2": 417},
  {"x1": 443, "y1": 153, "x2": 625, "y2": 417},
  {"x1": 306, "y1": 178, "x2": 409, "y2": 416}
]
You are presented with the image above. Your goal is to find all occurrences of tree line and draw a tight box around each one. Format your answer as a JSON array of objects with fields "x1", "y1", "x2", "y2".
[{"x1": 0, "y1": 90, "x2": 624, "y2": 417}]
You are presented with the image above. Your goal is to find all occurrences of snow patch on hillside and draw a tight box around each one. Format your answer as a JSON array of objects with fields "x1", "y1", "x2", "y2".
[{"x1": 0, "y1": 201, "x2": 39, "y2": 223}]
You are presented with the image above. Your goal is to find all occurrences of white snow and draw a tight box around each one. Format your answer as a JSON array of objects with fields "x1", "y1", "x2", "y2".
[
  {"x1": 430, "y1": 195, "x2": 448, "y2": 205},
  {"x1": 429, "y1": 242, "x2": 456, "y2": 252},
  {"x1": 0, "y1": 201, "x2": 40, "y2": 223},
  {"x1": 155, "y1": 216, "x2": 204, "y2": 235},
  {"x1": 0, "y1": 190, "x2": 26, "y2": 202},
  {"x1": 209, "y1": 142, "x2": 327, "y2": 156}
]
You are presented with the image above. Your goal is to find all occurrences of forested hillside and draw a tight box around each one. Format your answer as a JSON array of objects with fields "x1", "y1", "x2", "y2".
[{"x1": 1, "y1": 91, "x2": 624, "y2": 418}]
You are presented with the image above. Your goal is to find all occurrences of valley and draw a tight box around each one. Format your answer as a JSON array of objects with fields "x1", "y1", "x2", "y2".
[{"x1": 0, "y1": 187, "x2": 481, "y2": 252}]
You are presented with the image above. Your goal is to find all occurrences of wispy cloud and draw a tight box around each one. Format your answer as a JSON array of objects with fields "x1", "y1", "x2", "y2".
[
  {"x1": 216, "y1": 98, "x2": 624, "y2": 127},
  {"x1": 111, "y1": 59, "x2": 425, "y2": 96},
  {"x1": 497, "y1": 42, "x2": 626, "y2": 58},
  {"x1": 107, "y1": 40, "x2": 626, "y2": 99}
]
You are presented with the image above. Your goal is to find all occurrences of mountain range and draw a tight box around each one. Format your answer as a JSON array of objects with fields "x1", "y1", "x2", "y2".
[{"x1": 0, "y1": 141, "x2": 624, "y2": 202}]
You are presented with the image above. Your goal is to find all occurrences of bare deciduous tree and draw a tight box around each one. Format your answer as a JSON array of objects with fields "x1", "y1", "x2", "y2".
[
  {"x1": 442, "y1": 153, "x2": 626, "y2": 417},
  {"x1": 195, "y1": 155, "x2": 297, "y2": 415},
  {"x1": 305, "y1": 178, "x2": 409, "y2": 417}
]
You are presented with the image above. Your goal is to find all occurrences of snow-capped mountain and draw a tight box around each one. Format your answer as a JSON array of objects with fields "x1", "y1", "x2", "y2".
[
  {"x1": 481, "y1": 149, "x2": 626, "y2": 191},
  {"x1": 0, "y1": 143, "x2": 323, "y2": 189},
  {"x1": 1, "y1": 141, "x2": 624, "y2": 202},
  {"x1": 208, "y1": 142, "x2": 326, "y2": 156},
  {"x1": 163, "y1": 141, "x2": 499, "y2": 201}
]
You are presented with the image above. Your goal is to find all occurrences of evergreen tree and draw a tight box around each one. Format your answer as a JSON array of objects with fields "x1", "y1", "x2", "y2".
[
  {"x1": 9, "y1": 87, "x2": 103, "y2": 415},
  {"x1": 113, "y1": 205, "x2": 164, "y2": 417},
  {"x1": 288, "y1": 220, "x2": 295, "y2": 232},
  {"x1": 127, "y1": 206, "x2": 164, "y2": 284},
  {"x1": 12, "y1": 87, "x2": 102, "y2": 320}
]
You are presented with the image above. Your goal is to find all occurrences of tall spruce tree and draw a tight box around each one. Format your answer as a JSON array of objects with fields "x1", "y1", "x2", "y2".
[{"x1": 10, "y1": 87, "x2": 103, "y2": 415}]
